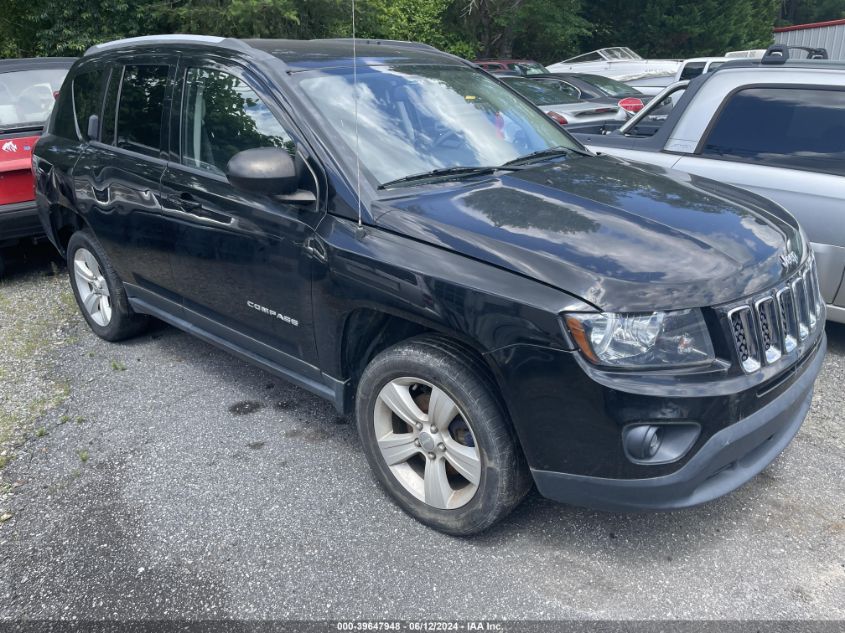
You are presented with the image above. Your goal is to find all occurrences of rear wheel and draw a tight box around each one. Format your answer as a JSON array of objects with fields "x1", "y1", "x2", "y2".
[
  {"x1": 356, "y1": 335, "x2": 531, "y2": 535},
  {"x1": 67, "y1": 230, "x2": 148, "y2": 341}
]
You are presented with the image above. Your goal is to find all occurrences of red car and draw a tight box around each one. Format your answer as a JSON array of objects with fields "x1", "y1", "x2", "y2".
[
  {"x1": 475, "y1": 58, "x2": 549, "y2": 76},
  {"x1": 1, "y1": 57, "x2": 75, "y2": 275}
]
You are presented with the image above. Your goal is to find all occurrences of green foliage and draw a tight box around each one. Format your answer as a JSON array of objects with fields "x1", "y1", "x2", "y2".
[
  {"x1": 155, "y1": 0, "x2": 300, "y2": 38},
  {"x1": 512, "y1": 0, "x2": 589, "y2": 64},
  {"x1": 0, "y1": 0, "x2": 795, "y2": 65},
  {"x1": 362, "y1": 0, "x2": 474, "y2": 57},
  {"x1": 780, "y1": 0, "x2": 845, "y2": 24},
  {"x1": 582, "y1": 0, "x2": 780, "y2": 59},
  {"x1": 2, "y1": 0, "x2": 153, "y2": 57}
]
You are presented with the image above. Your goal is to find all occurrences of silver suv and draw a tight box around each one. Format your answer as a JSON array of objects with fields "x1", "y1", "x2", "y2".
[{"x1": 575, "y1": 47, "x2": 845, "y2": 323}]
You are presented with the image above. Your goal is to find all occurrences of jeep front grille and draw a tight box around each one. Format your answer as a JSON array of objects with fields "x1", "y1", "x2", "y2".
[{"x1": 727, "y1": 257, "x2": 823, "y2": 374}]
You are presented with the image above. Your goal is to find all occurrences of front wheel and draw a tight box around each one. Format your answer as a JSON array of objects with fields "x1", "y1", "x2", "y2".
[{"x1": 356, "y1": 335, "x2": 531, "y2": 535}]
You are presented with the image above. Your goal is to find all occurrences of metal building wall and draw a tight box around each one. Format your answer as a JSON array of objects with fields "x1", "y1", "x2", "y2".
[{"x1": 774, "y1": 22, "x2": 845, "y2": 60}]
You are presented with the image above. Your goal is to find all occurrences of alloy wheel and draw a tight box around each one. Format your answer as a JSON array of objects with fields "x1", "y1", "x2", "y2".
[
  {"x1": 73, "y1": 248, "x2": 112, "y2": 327},
  {"x1": 373, "y1": 377, "x2": 481, "y2": 509}
]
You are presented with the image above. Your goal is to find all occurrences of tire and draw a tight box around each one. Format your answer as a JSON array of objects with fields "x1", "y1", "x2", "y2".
[
  {"x1": 66, "y1": 230, "x2": 149, "y2": 341},
  {"x1": 356, "y1": 335, "x2": 531, "y2": 535}
]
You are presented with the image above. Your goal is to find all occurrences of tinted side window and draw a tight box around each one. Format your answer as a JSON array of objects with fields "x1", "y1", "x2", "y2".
[
  {"x1": 679, "y1": 62, "x2": 705, "y2": 81},
  {"x1": 51, "y1": 81, "x2": 78, "y2": 139},
  {"x1": 181, "y1": 68, "x2": 294, "y2": 175},
  {"x1": 72, "y1": 68, "x2": 107, "y2": 141},
  {"x1": 538, "y1": 79, "x2": 580, "y2": 98},
  {"x1": 702, "y1": 87, "x2": 845, "y2": 176},
  {"x1": 115, "y1": 65, "x2": 169, "y2": 157}
]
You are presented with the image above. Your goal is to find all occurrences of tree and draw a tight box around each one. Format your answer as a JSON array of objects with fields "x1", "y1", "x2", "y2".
[
  {"x1": 0, "y1": 0, "x2": 155, "y2": 57},
  {"x1": 460, "y1": 0, "x2": 527, "y2": 57},
  {"x1": 155, "y1": 0, "x2": 309, "y2": 39},
  {"x1": 0, "y1": 0, "x2": 796, "y2": 63},
  {"x1": 512, "y1": 0, "x2": 589, "y2": 64},
  {"x1": 780, "y1": 0, "x2": 845, "y2": 23},
  {"x1": 20, "y1": 0, "x2": 152, "y2": 56},
  {"x1": 582, "y1": 0, "x2": 779, "y2": 58},
  {"x1": 456, "y1": 0, "x2": 587, "y2": 61}
]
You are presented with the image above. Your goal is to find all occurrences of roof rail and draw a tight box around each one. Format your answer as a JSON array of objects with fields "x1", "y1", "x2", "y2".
[
  {"x1": 761, "y1": 44, "x2": 829, "y2": 65},
  {"x1": 316, "y1": 38, "x2": 439, "y2": 52},
  {"x1": 85, "y1": 34, "x2": 246, "y2": 56}
]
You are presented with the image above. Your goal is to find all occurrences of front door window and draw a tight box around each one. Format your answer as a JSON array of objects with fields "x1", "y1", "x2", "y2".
[{"x1": 181, "y1": 68, "x2": 294, "y2": 175}]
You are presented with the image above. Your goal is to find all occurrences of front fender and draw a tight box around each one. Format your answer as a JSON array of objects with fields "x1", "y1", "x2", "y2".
[{"x1": 311, "y1": 214, "x2": 594, "y2": 379}]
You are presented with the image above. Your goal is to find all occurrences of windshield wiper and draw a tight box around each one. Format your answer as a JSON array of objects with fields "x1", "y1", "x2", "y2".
[
  {"x1": 378, "y1": 165, "x2": 522, "y2": 190},
  {"x1": 502, "y1": 145, "x2": 591, "y2": 167}
]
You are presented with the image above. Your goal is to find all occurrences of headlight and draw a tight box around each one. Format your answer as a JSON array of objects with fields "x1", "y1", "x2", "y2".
[{"x1": 564, "y1": 309, "x2": 714, "y2": 368}]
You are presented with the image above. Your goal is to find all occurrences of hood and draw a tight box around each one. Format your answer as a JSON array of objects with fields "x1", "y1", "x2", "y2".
[
  {"x1": 0, "y1": 134, "x2": 38, "y2": 206},
  {"x1": 372, "y1": 154, "x2": 804, "y2": 313}
]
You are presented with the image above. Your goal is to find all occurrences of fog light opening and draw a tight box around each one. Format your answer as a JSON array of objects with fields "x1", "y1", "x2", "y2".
[{"x1": 622, "y1": 422, "x2": 701, "y2": 465}]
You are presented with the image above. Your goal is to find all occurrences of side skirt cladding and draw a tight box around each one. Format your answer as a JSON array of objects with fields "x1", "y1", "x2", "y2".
[{"x1": 125, "y1": 285, "x2": 349, "y2": 413}]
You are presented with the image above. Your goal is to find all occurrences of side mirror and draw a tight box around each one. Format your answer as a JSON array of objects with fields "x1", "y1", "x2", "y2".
[
  {"x1": 227, "y1": 147, "x2": 298, "y2": 196},
  {"x1": 87, "y1": 114, "x2": 100, "y2": 142}
]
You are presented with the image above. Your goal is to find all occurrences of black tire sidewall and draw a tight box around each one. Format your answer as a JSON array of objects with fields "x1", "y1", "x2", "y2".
[{"x1": 356, "y1": 338, "x2": 524, "y2": 535}]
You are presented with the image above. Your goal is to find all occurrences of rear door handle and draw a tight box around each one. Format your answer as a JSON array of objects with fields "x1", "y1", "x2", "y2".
[
  {"x1": 177, "y1": 194, "x2": 202, "y2": 211},
  {"x1": 92, "y1": 185, "x2": 109, "y2": 204}
]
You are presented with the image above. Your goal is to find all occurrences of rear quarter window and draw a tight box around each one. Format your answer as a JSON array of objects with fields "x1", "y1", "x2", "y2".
[
  {"x1": 51, "y1": 81, "x2": 77, "y2": 139},
  {"x1": 49, "y1": 67, "x2": 105, "y2": 141},
  {"x1": 701, "y1": 86, "x2": 845, "y2": 177},
  {"x1": 72, "y1": 69, "x2": 108, "y2": 141}
]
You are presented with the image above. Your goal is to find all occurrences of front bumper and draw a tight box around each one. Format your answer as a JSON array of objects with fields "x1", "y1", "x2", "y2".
[
  {"x1": 0, "y1": 200, "x2": 42, "y2": 245},
  {"x1": 531, "y1": 333, "x2": 826, "y2": 511}
]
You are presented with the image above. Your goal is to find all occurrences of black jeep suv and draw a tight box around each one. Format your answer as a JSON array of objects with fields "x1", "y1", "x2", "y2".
[{"x1": 34, "y1": 36, "x2": 826, "y2": 535}]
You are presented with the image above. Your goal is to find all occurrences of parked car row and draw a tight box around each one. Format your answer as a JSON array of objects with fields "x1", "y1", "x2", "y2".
[
  {"x1": 497, "y1": 75, "x2": 624, "y2": 125},
  {"x1": 3, "y1": 44, "x2": 812, "y2": 279},
  {"x1": 478, "y1": 44, "x2": 844, "y2": 322},
  {"x1": 28, "y1": 36, "x2": 829, "y2": 535},
  {"x1": 0, "y1": 57, "x2": 75, "y2": 275}
]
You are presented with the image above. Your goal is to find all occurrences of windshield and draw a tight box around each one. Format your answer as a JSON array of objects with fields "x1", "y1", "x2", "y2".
[
  {"x1": 296, "y1": 64, "x2": 579, "y2": 187},
  {"x1": 579, "y1": 74, "x2": 642, "y2": 98},
  {"x1": 501, "y1": 77, "x2": 580, "y2": 106},
  {"x1": 0, "y1": 68, "x2": 67, "y2": 128},
  {"x1": 602, "y1": 47, "x2": 642, "y2": 61}
]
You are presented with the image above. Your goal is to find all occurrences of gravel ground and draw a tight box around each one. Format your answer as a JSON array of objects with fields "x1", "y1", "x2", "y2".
[
  {"x1": 0, "y1": 247, "x2": 843, "y2": 620},
  {"x1": 0, "y1": 244, "x2": 76, "y2": 470}
]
